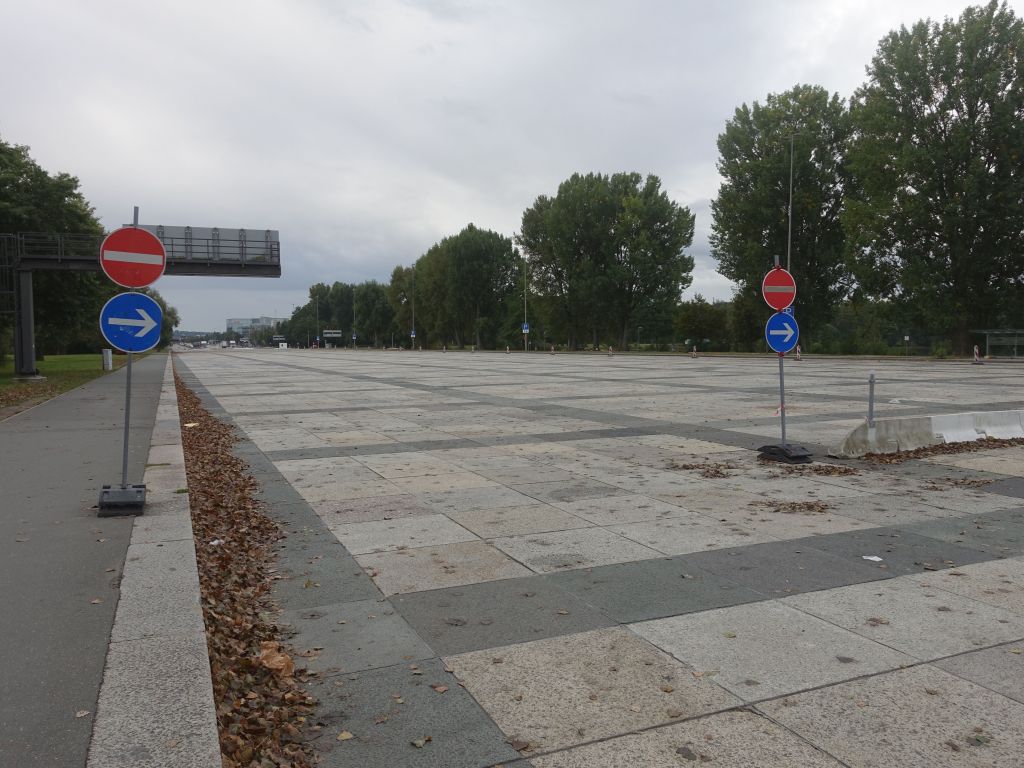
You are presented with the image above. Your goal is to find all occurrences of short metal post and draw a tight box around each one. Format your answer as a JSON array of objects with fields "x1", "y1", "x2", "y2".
[
  {"x1": 867, "y1": 371, "x2": 876, "y2": 427},
  {"x1": 778, "y1": 352, "x2": 787, "y2": 446}
]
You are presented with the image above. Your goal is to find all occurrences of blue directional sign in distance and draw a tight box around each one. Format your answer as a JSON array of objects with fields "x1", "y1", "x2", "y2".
[
  {"x1": 411, "y1": 329, "x2": 416, "y2": 338},
  {"x1": 765, "y1": 311, "x2": 799, "y2": 354},
  {"x1": 522, "y1": 322, "x2": 530, "y2": 334},
  {"x1": 100, "y1": 292, "x2": 163, "y2": 353}
]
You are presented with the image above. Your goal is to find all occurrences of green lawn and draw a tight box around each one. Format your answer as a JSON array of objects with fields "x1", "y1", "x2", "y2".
[{"x1": 0, "y1": 353, "x2": 136, "y2": 413}]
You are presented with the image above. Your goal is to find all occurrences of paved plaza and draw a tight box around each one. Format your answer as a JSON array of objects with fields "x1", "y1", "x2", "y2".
[{"x1": 175, "y1": 350, "x2": 1024, "y2": 768}]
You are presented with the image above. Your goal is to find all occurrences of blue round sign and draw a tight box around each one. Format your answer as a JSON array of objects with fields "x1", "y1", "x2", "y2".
[
  {"x1": 765, "y1": 311, "x2": 799, "y2": 354},
  {"x1": 100, "y1": 292, "x2": 163, "y2": 353}
]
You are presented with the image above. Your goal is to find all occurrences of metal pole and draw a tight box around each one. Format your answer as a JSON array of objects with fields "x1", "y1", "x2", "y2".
[
  {"x1": 523, "y1": 257, "x2": 528, "y2": 352},
  {"x1": 411, "y1": 266, "x2": 416, "y2": 340},
  {"x1": 778, "y1": 353, "x2": 787, "y2": 446},
  {"x1": 787, "y1": 134, "x2": 794, "y2": 273},
  {"x1": 120, "y1": 204, "x2": 140, "y2": 489},
  {"x1": 867, "y1": 371, "x2": 876, "y2": 427}
]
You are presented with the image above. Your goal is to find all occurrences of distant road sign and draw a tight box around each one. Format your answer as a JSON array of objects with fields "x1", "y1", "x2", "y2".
[
  {"x1": 100, "y1": 227, "x2": 166, "y2": 288},
  {"x1": 765, "y1": 311, "x2": 799, "y2": 354},
  {"x1": 411, "y1": 330, "x2": 416, "y2": 338},
  {"x1": 762, "y1": 267, "x2": 796, "y2": 311},
  {"x1": 100, "y1": 293, "x2": 163, "y2": 352},
  {"x1": 322, "y1": 329, "x2": 342, "y2": 338},
  {"x1": 522, "y1": 322, "x2": 530, "y2": 334},
  {"x1": 351, "y1": 332, "x2": 357, "y2": 341}
]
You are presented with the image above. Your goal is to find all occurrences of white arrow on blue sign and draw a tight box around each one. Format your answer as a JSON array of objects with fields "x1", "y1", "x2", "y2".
[
  {"x1": 765, "y1": 311, "x2": 799, "y2": 354},
  {"x1": 522, "y1": 322, "x2": 530, "y2": 334},
  {"x1": 100, "y1": 292, "x2": 163, "y2": 353}
]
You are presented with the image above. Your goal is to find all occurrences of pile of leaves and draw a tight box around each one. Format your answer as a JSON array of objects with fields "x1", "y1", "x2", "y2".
[
  {"x1": 863, "y1": 436, "x2": 1024, "y2": 464},
  {"x1": 771, "y1": 462, "x2": 860, "y2": 477},
  {"x1": 175, "y1": 372, "x2": 317, "y2": 768},
  {"x1": 750, "y1": 500, "x2": 833, "y2": 515},
  {"x1": 668, "y1": 460, "x2": 739, "y2": 478}
]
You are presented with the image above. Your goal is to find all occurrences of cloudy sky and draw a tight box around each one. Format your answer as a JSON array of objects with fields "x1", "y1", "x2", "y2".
[{"x1": 3, "y1": 0, "x2": 1012, "y2": 330}]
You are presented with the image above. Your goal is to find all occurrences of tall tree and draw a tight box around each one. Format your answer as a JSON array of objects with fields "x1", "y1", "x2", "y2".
[
  {"x1": 711, "y1": 84, "x2": 850, "y2": 346},
  {"x1": 354, "y1": 280, "x2": 393, "y2": 347},
  {"x1": 518, "y1": 172, "x2": 694, "y2": 348},
  {"x1": 844, "y1": 1, "x2": 1024, "y2": 351}
]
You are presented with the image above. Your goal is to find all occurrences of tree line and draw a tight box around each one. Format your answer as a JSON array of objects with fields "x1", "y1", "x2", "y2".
[
  {"x1": 0, "y1": 139, "x2": 179, "y2": 362},
  {"x1": 278, "y1": 2, "x2": 1024, "y2": 356}
]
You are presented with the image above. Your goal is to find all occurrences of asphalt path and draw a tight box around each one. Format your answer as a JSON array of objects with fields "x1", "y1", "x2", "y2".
[{"x1": 0, "y1": 354, "x2": 165, "y2": 767}]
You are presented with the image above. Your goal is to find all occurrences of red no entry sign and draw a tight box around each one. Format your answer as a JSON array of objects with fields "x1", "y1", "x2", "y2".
[
  {"x1": 762, "y1": 267, "x2": 796, "y2": 311},
  {"x1": 99, "y1": 227, "x2": 166, "y2": 288}
]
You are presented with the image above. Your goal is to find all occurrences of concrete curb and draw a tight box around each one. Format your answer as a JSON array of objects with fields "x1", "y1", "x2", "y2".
[
  {"x1": 87, "y1": 356, "x2": 221, "y2": 768},
  {"x1": 830, "y1": 409, "x2": 1024, "y2": 458}
]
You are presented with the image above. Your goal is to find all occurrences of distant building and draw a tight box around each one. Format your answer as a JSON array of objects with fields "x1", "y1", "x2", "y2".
[{"x1": 226, "y1": 316, "x2": 287, "y2": 335}]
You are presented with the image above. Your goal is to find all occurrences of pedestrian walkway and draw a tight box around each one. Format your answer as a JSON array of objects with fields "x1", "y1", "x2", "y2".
[
  {"x1": 176, "y1": 349, "x2": 1024, "y2": 768},
  {"x1": 0, "y1": 354, "x2": 165, "y2": 768}
]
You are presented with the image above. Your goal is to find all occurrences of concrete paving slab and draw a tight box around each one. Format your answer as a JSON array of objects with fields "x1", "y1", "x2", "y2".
[
  {"x1": 271, "y1": 535, "x2": 382, "y2": 609},
  {"x1": 110, "y1": 540, "x2": 205, "y2": 642},
  {"x1": 551, "y1": 494, "x2": 693, "y2": 526},
  {"x1": 544, "y1": 557, "x2": 763, "y2": 623},
  {"x1": 86, "y1": 633, "x2": 220, "y2": 768},
  {"x1": 277, "y1": 598, "x2": 434, "y2": 674},
  {"x1": 934, "y1": 642, "x2": 1024, "y2": 704},
  {"x1": 491, "y1": 527, "x2": 662, "y2": 573},
  {"x1": 825, "y1": 492, "x2": 952, "y2": 526},
  {"x1": 914, "y1": 557, "x2": 1024, "y2": 615},
  {"x1": 308, "y1": 657, "x2": 519, "y2": 768},
  {"x1": 803, "y1": 527, "x2": 992, "y2": 575},
  {"x1": 685, "y1": 539, "x2": 891, "y2": 597},
  {"x1": 651, "y1": 486, "x2": 765, "y2": 516},
  {"x1": 762, "y1": 665, "x2": 1024, "y2": 767},
  {"x1": 444, "y1": 627, "x2": 739, "y2": 753},
  {"x1": 351, "y1": 452, "x2": 465, "y2": 479},
  {"x1": 392, "y1": 576, "x2": 615, "y2": 656},
  {"x1": 448, "y1": 504, "x2": 592, "y2": 538},
  {"x1": 330, "y1": 513, "x2": 478, "y2": 555},
  {"x1": 356, "y1": 540, "x2": 533, "y2": 595},
  {"x1": 609, "y1": 516, "x2": 777, "y2": 556},
  {"x1": 783, "y1": 577, "x2": 1024, "y2": 660},
  {"x1": 530, "y1": 709, "x2": 846, "y2": 768},
  {"x1": 632, "y1": 601, "x2": 914, "y2": 701},
  {"x1": 706, "y1": 500, "x2": 876, "y2": 538}
]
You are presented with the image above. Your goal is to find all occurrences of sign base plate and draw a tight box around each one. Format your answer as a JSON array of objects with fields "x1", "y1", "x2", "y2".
[
  {"x1": 757, "y1": 444, "x2": 813, "y2": 464},
  {"x1": 98, "y1": 484, "x2": 147, "y2": 515}
]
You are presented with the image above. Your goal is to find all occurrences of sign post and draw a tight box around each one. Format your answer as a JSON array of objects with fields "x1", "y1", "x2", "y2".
[
  {"x1": 98, "y1": 208, "x2": 166, "y2": 514},
  {"x1": 758, "y1": 265, "x2": 811, "y2": 464}
]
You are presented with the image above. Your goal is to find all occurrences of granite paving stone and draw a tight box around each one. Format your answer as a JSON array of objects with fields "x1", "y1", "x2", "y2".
[
  {"x1": 356, "y1": 540, "x2": 533, "y2": 595},
  {"x1": 608, "y1": 516, "x2": 777, "y2": 556},
  {"x1": 512, "y1": 478, "x2": 631, "y2": 504},
  {"x1": 391, "y1": 576, "x2": 615, "y2": 656},
  {"x1": 307, "y1": 658, "x2": 519, "y2": 768},
  {"x1": 802, "y1": 527, "x2": 992, "y2": 575},
  {"x1": 311, "y1": 493, "x2": 437, "y2": 524},
  {"x1": 491, "y1": 527, "x2": 662, "y2": 573},
  {"x1": 419, "y1": 485, "x2": 542, "y2": 514},
  {"x1": 543, "y1": 557, "x2": 763, "y2": 623},
  {"x1": 914, "y1": 556, "x2": 1024, "y2": 615},
  {"x1": 685, "y1": 539, "x2": 891, "y2": 597},
  {"x1": 329, "y1": 514, "x2": 479, "y2": 555},
  {"x1": 444, "y1": 627, "x2": 740, "y2": 753},
  {"x1": 632, "y1": 600, "x2": 914, "y2": 701},
  {"x1": 529, "y1": 709, "x2": 846, "y2": 768},
  {"x1": 933, "y1": 642, "x2": 1024, "y2": 704},
  {"x1": 277, "y1": 598, "x2": 434, "y2": 675},
  {"x1": 550, "y1": 494, "x2": 693, "y2": 526},
  {"x1": 898, "y1": 516, "x2": 1024, "y2": 559},
  {"x1": 782, "y1": 576, "x2": 1024, "y2": 660},
  {"x1": 447, "y1": 504, "x2": 593, "y2": 538},
  {"x1": 762, "y1": 665, "x2": 1024, "y2": 767}
]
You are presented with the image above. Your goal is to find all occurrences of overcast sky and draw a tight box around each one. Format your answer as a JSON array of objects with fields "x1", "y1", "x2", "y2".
[{"x1": 4, "y1": 0, "x2": 1013, "y2": 330}]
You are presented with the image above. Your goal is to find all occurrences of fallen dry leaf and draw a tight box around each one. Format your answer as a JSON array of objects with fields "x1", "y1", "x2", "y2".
[
  {"x1": 337, "y1": 731, "x2": 354, "y2": 741},
  {"x1": 75, "y1": 710, "x2": 90, "y2": 718},
  {"x1": 431, "y1": 684, "x2": 449, "y2": 694}
]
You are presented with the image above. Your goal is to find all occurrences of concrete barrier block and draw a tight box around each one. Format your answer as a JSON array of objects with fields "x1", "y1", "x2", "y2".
[
  {"x1": 973, "y1": 411, "x2": 1024, "y2": 440},
  {"x1": 932, "y1": 413, "x2": 982, "y2": 444}
]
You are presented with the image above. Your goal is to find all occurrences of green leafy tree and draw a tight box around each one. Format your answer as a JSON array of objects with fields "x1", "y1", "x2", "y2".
[
  {"x1": 676, "y1": 295, "x2": 730, "y2": 350},
  {"x1": 387, "y1": 266, "x2": 418, "y2": 345},
  {"x1": 518, "y1": 172, "x2": 694, "y2": 349},
  {"x1": 711, "y1": 85, "x2": 850, "y2": 346},
  {"x1": 844, "y1": 1, "x2": 1024, "y2": 352},
  {"x1": 354, "y1": 280, "x2": 393, "y2": 346}
]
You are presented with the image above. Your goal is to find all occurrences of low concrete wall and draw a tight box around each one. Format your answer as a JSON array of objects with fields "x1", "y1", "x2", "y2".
[
  {"x1": 831, "y1": 410, "x2": 1024, "y2": 458},
  {"x1": 87, "y1": 356, "x2": 221, "y2": 768}
]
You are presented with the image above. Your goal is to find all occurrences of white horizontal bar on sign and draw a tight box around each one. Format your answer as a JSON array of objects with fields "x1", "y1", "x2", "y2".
[{"x1": 103, "y1": 250, "x2": 164, "y2": 265}]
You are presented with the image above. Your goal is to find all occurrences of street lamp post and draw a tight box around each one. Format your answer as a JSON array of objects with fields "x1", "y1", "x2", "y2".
[
  {"x1": 315, "y1": 296, "x2": 319, "y2": 349},
  {"x1": 787, "y1": 133, "x2": 794, "y2": 273}
]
